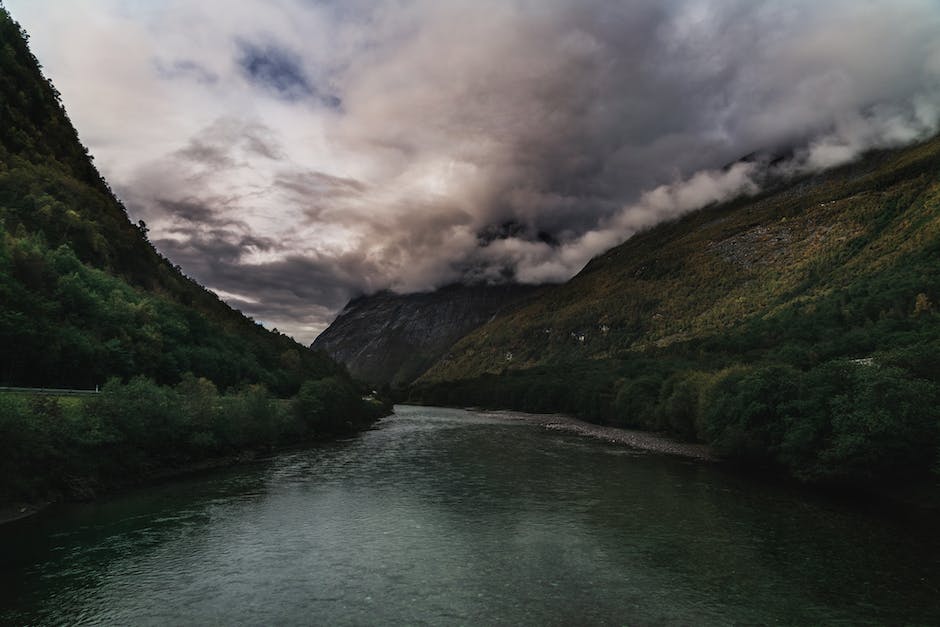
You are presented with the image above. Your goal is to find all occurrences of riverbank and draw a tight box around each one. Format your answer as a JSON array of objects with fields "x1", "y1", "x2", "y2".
[
  {"x1": 1, "y1": 414, "x2": 393, "y2": 528},
  {"x1": 0, "y1": 450, "x2": 267, "y2": 526},
  {"x1": 467, "y1": 407, "x2": 940, "y2": 512},
  {"x1": 0, "y1": 378, "x2": 393, "y2": 525},
  {"x1": 0, "y1": 435, "x2": 382, "y2": 527},
  {"x1": 476, "y1": 408, "x2": 717, "y2": 461}
]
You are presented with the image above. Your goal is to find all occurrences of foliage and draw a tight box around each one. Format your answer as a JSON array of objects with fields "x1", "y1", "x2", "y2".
[
  {"x1": 0, "y1": 228, "x2": 342, "y2": 394},
  {"x1": 0, "y1": 377, "x2": 388, "y2": 502},
  {"x1": 294, "y1": 376, "x2": 370, "y2": 435},
  {"x1": 0, "y1": 8, "x2": 390, "y2": 505},
  {"x1": 0, "y1": 7, "x2": 342, "y2": 396},
  {"x1": 412, "y1": 355, "x2": 940, "y2": 487}
]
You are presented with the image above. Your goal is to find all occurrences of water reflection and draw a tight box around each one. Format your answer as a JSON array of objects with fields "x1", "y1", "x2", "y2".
[{"x1": 1, "y1": 405, "x2": 938, "y2": 625}]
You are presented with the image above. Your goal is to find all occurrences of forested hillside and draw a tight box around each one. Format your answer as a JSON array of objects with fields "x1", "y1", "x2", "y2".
[
  {"x1": 0, "y1": 7, "x2": 339, "y2": 395},
  {"x1": 0, "y1": 7, "x2": 386, "y2": 504},
  {"x1": 412, "y1": 136, "x2": 940, "y2": 486}
]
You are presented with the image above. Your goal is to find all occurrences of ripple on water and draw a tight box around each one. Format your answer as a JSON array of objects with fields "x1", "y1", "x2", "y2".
[{"x1": 1, "y1": 405, "x2": 938, "y2": 625}]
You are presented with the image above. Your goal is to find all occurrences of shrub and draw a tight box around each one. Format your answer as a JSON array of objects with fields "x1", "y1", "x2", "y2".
[
  {"x1": 702, "y1": 364, "x2": 802, "y2": 464},
  {"x1": 658, "y1": 371, "x2": 713, "y2": 441},
  {"x1": 294, "y1": 376, "x2": 362, "y2": 435},
  {"x1": 613, "y1": 375, "x2": 662, "y2": 429},
  {"x1": 797, "y1": 362, "x2": 940, "y2": 483}
]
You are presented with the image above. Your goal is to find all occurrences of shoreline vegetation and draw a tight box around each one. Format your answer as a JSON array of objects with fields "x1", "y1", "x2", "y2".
[
  {"x1": 0, "y1": 402, "x2": 716, "y2": 526},
  {"x1": 4, "y1": 401, "x2": 710, "y2": 526},
  {"x1": 7, "y1": 402, "x2": 938, "y2": 526},
  {"x1": 467, "y1": 405, "x2": 940, "y2": 511},
  {"x1": 411, "y1": 356, "x2": 940, "y2": 490},
  {"x1": 0, "y1": 377, "x2": 391, "y2": 522}
]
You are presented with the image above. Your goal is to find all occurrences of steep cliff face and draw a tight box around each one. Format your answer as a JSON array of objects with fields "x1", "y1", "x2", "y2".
[{"x1": 311, "y1": 284, "x2": 540, "y2": 387}]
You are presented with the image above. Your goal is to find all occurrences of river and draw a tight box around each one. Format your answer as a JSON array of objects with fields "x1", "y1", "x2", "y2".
[{"x1": 2, "y1": 405, "x2": 938, "y2": 625}]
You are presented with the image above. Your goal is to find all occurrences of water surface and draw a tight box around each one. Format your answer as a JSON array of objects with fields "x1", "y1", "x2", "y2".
[{"x1": 2, "y1": 405, "x2": 938, "y2": 624}]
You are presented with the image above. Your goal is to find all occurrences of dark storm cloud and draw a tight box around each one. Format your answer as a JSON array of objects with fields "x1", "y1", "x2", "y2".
[
  {"x1": 236, "y1": 39, "x2": 341, "y2": 108},
  {"x1": 175, "y1": 117, "x2": 284, "y2": 165},
  {"x1": 156, "y1": 230, "x2": 378, "y2": 331},
  {"x1": 155, "y1": 229, "x2": 276, "y2": 267},
  {"x1": 156, "y1": 199, "x2": 220, "y2": 225},
  {"x1": 237, "y1": 40, "x2": 312, "y2": 99},
  {"x1": 116, "y1": 118, "x2": 291, "y2": 232},
  {"x1": 318, "y1": 0, "x2": 939, "y2": 285},
  {"x1": 275, "y1": 171, "x2": 367, "y2": 200},
  {"x1": 219, "y1": 255, "x2": 374, "y2": 312},
  {"x1": 274, "y1": 170, "x2": 369, "y2": 221},
  {"x1": 17, "y1": 0, "x2": 937, "y2": 340},
  {"x1": 154, "y1": 59, "x2": 218, "y2": 85}
]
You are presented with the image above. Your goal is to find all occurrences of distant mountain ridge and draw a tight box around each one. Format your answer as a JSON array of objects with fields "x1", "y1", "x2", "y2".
[{"x1": 312, "y1": 283, "x2": 540, "y2": 387}]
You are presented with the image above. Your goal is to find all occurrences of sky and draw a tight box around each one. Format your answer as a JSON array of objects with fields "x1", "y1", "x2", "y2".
[{"x1": 5, "y1": 0, "x2": 940, "y2": 343}]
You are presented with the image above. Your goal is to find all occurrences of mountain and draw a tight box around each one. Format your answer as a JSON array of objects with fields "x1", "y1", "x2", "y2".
[
  {"x1": 0, "y1": 7, "x2": 341, "y2": 395},
  {"x1": 402, "y1": 136, "x2": 940, "y2": 486},
  {"x1": 422, "y1": 138, "x2": 940, "y2": 382},
  {"x1": 312, "y1": 283, "x2": 540, "y2": 387},
  {"x1": 0, "y1": 7, "x2": 390, "y2": 504}
]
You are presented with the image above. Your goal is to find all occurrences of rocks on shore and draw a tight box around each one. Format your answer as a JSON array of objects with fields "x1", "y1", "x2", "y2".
[{"x1": 483, "y1": 409, "x2": 716, "y2": 461}]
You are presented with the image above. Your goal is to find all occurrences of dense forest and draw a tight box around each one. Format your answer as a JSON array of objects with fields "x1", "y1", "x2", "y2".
[
  {"x1": 411, "y1": 136, "x2": 940, "y2": 488},
  {"x1": 0, "y1": 8, "x2": 343, "y2": 394},
  {"x1": 0, "y1": 7, "x2": 387, "y2": 503}
]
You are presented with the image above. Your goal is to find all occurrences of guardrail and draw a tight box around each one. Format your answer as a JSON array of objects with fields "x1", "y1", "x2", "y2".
[{"x1": 0, "y1": 386, "x2": 100, "y2": 396}]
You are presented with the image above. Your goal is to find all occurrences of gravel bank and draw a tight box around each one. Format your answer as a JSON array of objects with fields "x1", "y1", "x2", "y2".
[{"x1": 480, "y1": 409, "x2": 717, "y2": 461}]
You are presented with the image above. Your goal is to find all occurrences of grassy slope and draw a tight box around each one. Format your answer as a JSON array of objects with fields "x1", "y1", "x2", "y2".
[{"x1": 424, "y1": 137, "x2": 940, "y2": 381}]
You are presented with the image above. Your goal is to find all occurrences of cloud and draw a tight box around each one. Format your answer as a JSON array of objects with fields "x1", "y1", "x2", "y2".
[
  {"x1": 155, "y1": 232, "x2": 381, "y2": 338},
  {"x1": 237, "y1": 40, "x2": 311, "y2": 97},
  {"x1": 469, "y1": 161, "x2": 762, "y2": 285},
  {"x1": 236, "y1": 39, "x2": 341, "y2": 108},
  {"x1": 803, "y1": 100, "x2": 940, "y2": 169},
  {"x1": 5, "y1": 0, "x2": 940, "y2": 341},
  {"x1": 155, "y1": 59, "x2": 219, "y2": 85}
]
